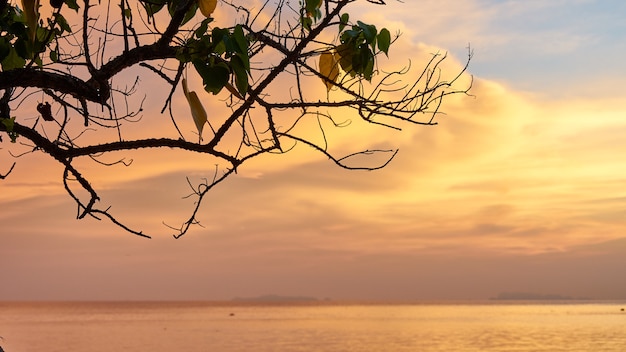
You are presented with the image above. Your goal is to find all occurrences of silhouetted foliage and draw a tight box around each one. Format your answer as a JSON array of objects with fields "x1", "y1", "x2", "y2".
[{"x1": 0, "y1": 0, "x2": 471, "y2": 237}]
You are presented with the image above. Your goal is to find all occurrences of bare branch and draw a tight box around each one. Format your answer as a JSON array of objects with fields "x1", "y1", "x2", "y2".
[
  {"x1": 0, "y1": 0, "x2": 472, "y2": 237},
  {"x1": 0, "y1": 163, "x2": 16, "y2": 179}
]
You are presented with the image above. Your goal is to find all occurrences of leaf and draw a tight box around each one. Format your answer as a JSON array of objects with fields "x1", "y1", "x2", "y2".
[
  {"x1": 224, "y1": 82, "x2": 244, "y2": 100},
  {"x1": 357, "y1": 21, "x2": 377, "y2": 44},
  {"x1": 144, "y1": 2, "x2": 165, "y2": 17},
  {"x1": 363, "y1": 53, "x2": 374, "y2": 81},
  {"x1": 232, "y1": 25, "x2": 248, "y2": 55},
  {"x1": 213, "y1": 40, "x2": 226, "y2": 55},
  {"x1": 49, "y1": 49, "x2": 58, "y2": 62},
  {"x1": 1, "y1": 117, "x2": 15, "y2": 131},
  {"x1": 8, "y1": 22, "x2": 27, "y2": 39},
  {"x1": 194, "y1": 18, "x2": 212, "y2": 38},
  {"x1": 340, "y1": 28, "x2": 359, "y2": 44},
  {"x1": 64, "y1": 0, "x2": 79, "y2": 11},
  {"x1": 54, "y1": 13, "x2": 72, "y2": 34},
  {"x1": 1, "y1": 117, "x2": 18, "y2": 142},
  {"x1": 187, "y1": 91, "x2": 206, "y2": 138},
  {"x1": 167, "y1": 0, "x2": 197, "y2": 24},
  {"x1": 335, "y1": 43, "x2": 354, "y2": 75},
  {"x1": 211, "y1": 27, "x2": 229, "y2": 54},
  {"x1": 377, "y1": 28, "x2": 391, "y2": 56},
  {"x1": 305, "y1": 0, "x2": 322, "y2": 19},
  {"x1": 339, "y1": 13, "x2": 349, "y2": 32},
  {"x1": 198, "y1": 0, "x2": 217, "y2": 18},
  {"x1": 1, "y1": 47, "x2": 26, "y2": 71},
  {"x1": 357, "y1": 45, "x2": 374, "y2": 81},
  {"x1": 182, "y1": 2, "x2": 199, "y2": 25},
  {"x1": 193, "y1": 60, "x2": 230, "y2": 95},
  {"x1": 13, "y1": 38, "x2": 28, "y2": 60},
  {"x1": 301, "y1": 16, "x2": 312, "y2": 31},
  {"x1": 319, "y1": 50, "x2": 340, "y2": 92},
  {"x1": 230, "y1": 54, "x2": 249, "y2": 96},
  {"x1": 182, "y1": 78, "x2": 208, "y2": 140},
  {"x1": 236, "y1": 50, "x2": 250, "y2": 71}
]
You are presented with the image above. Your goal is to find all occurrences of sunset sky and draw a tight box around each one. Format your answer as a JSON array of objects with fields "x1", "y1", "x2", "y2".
[{"x1": 2, "y1": 0, "x2": 626, "y2": 301}]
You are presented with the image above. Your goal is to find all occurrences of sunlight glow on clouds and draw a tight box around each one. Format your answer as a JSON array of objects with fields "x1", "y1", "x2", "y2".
[
  {"x1": 2, "y1": 0, "x2": 626, "y2": 300},
  {"x1": 4, "y1": 19, "x2": 626, "y2": 253}
]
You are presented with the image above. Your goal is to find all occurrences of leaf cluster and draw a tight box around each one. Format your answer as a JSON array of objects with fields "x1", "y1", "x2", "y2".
[
  {"x1": 0, "y1": 0, "x2": 76, "y2": 70},
  {"x1": 141, "y1": 0, "x2": 198, "y2": 24},
  {"x1": 300, "y1": 0, "x2": 323, "y2": 31},
  {"x1": 141, "y1": 0, "x2": 249, "y2": 96},
  {"x1": 178, "y1": 22, "x2": 250, "y2": 96},
  {"x1": 318, "y1": 15, "x2": 391, "y2": 91},
  {"x1": 0, "y1": 0, "x2": 472, "y2": 238},
  {"x1": 335, "y1": 19, "x2": 390, "y2": 81}
]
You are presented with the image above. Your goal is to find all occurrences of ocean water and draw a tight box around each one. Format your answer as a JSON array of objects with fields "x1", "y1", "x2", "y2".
[{"x1": 1, "y1": 301, "x2": 625, "y2": 351}]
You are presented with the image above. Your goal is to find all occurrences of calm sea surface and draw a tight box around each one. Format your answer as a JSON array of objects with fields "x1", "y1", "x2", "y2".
[{"x1": 1, "y1": 301, "x2": 625, "y2": 351}]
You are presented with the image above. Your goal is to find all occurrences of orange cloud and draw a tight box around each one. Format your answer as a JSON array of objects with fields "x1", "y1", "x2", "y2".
[{"x1": 3, "y1": 1, "x2": 626, "y2": 261}]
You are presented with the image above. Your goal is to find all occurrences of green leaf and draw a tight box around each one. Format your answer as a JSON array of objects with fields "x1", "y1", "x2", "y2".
[
  {"x1": 301, "y1": 16, "x2": 312, "y2": 31},
  {"x1": 50, "y1": 49, "x2": 58, "y2": 62},
  {"x1": 363, "y1": 52, "x2": 374, "y2": 81},
  {"x1": 311, "y1": 8, "x2": 322, "y2": 21},
  {"x1": 336, "y1": 43, "x2": 354, "y2": 74},
  {"x1": 230, "y1": 55, "x2": 248, "y2": 95},
  {"x1": 340, "y1": 28, "x2": 359, "y2": 44},
  {"x1": 36, "y1": 26, "x2": 53, "y2": 46},
  {"x1": 352, "y1": 44, "x2": 366, "y2": 72},
  {"x1": 13, "y1": 38, "x2": 29, "y2": 60},
  {"x1": 64, "y1": 0, "x2": 79, "y2": 11},
  {"x1": 350, "y1": 44, "x2": 374, "y2": 80},
  {"x1": 377, "y1": 28, "x2": 391, "y2": 56},
  {"x1": 234, "y1": 50, "x2": 250, "y2": 71},
  {"x1": 339, "y1": 13, "x2": 349, "y2": 32},
  {"x1": 208, "y1": 27, "x2": 229, "y2": 55},
  {"x1": 1, "y1": 47, "x2": 26, "y2": 71},
  {"x1": 9, "y1": 22, "x2": 27, "y2": 38},
  {"x1": 305, "y1": 0, "x2": 322, "y2": 20},
  {"x1": 232, "y1": 25, "x2": 248, "y2": 55},
  {"x1": 1, "y1": 117, "x2": 14, "y2": 130},
  {"x1": 357, "y1": 21, "x2": 377, "y2": 44},
  {"x1": 212, "y1": 27, "x2": 229, "y2": 40},
  {"x1": 175, "y1": 47, "x2": 191, "y2": 63},
  {"x1": 213, "y1": 40, "x2": 226, "y2": 55},
  {"x1": 34, "y1": 55, "x2": 43, "y2": 68},
  {"x1": 194, "y1": 18, "x2": 212, "y2": 38},
  {"x1": 181, "y1": 2, "x2": 199, "y2": 25},
  {"x1": 1, "y1": 117, "x2": 18, "y2": 142},
  {"x1": 193, "y1": 60, "x2": 230, "y2": 95},
  {"x1": 144, "y1": 3, "x2": 164, "y2": 17},
  {"x1": 54, "y1": 13, "x2": 72, "y2": 34},
  {"x1": 144, "y1": 0, "x2": 165, "y2": 17},
  {"x1": 212, "y1": 27, "x2": 229, "y2": 47}
]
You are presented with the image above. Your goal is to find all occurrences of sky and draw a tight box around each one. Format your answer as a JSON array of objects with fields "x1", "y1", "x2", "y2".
[{"x1": 2, "y1": 0, "x2": 626, "y2": 301}]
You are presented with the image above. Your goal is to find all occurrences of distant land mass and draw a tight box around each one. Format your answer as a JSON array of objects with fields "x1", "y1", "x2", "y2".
[
  {"x1": 231, "y1": 294, "x2": 320, "y2": 303},
  {"x1": 491, "y1": 292, "x2": 592, "y2": 301}
]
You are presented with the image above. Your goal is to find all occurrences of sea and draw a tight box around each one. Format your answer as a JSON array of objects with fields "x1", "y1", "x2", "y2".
[{"x1": 1, "y1": 301, "x2": 625, "y2": 351}]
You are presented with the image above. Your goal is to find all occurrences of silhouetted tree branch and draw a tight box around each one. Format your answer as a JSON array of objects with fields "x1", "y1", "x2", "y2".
[{"x1": 0, "y1": 0, "x2": 472, "y2": 238}]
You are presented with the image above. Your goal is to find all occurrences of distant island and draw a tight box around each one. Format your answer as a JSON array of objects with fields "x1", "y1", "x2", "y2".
[
  {"x1": 231, "y1": 294, "x2": 320, "y2": 303},
  {"x1": 491, "y1": 292, "x2": 591, "y2": 301}
]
